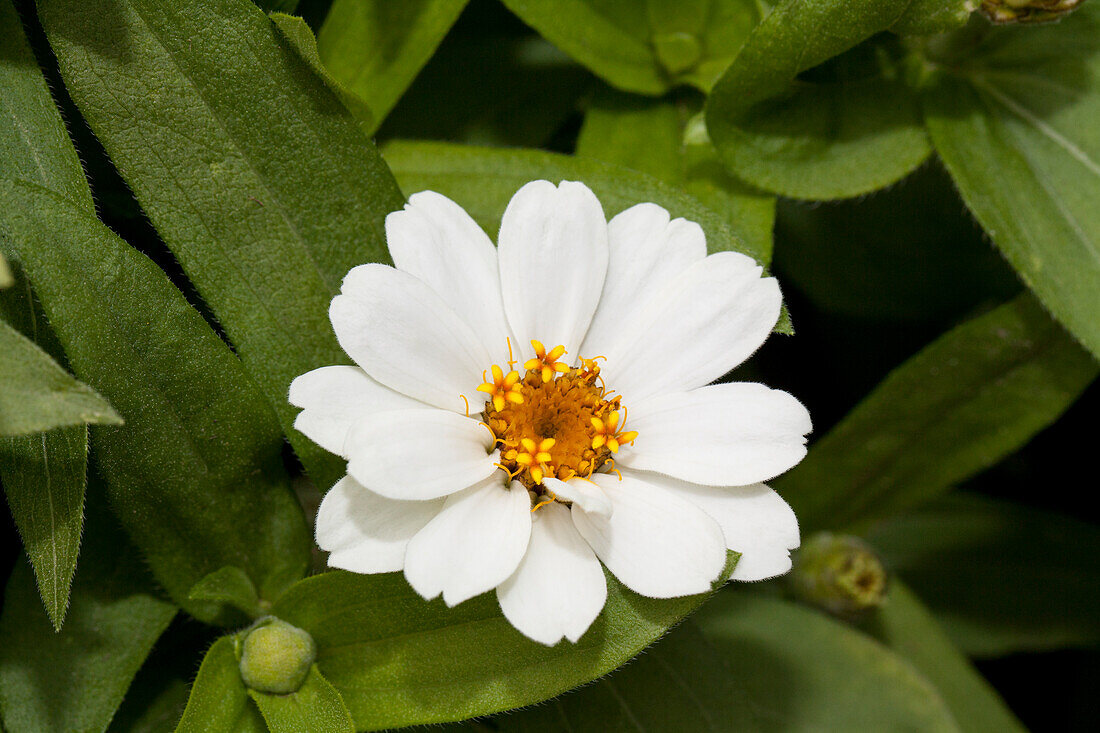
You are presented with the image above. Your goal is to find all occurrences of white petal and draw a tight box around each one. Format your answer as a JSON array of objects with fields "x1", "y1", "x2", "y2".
[
  {"x1": 331, "y1": 264, "x2": 490, "y2": 412},
  {"x1": 316, "y1": 476, "x2": 444, "y2": 574},
  {"x1": 543, "y1": 476, "x2": 612, "y2": 519},
  {"x1": 619, "y1": 383, "x2": 811, "y2": 487},
  {"x1": 387, "y1": 191, "x2": 514, "y2": 361},
  {"x1": 599, "y1": 251, "x2": 781, "y2": 404},
  {"x1": 404, "y1": 477, "x2": 532, "y2": 606},
  {"x1": 289, "y1": 366, "x2": 428, "y2": 457},
  {"x1": 497, "y1": 180, "x2": 609, "y2": 355},
  {"x1": 497, "y1": 503, "x2": 607, "y2": 645},
  {"x1": 571, "y1": 472, "x2": 726, "y2": 598},
  {"x1": 628, "y1": 473, "x2": 800, "y2": 582},
  {"x1": 580, "y1": 203, "x2": 706, "y2": 358},
  {"x1": 344, "y1": 409, "x2": 499, "y2": 500}
]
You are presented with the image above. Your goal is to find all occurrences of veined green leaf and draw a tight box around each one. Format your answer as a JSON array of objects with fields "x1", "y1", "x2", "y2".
[
  {"x1": 923, "y1": 6, "x2": 1100, "y2": 359},
  {"x1": 38, "y1": 0, "x2": 406, "y2": 490},
  {"x1": 777, "y1": 294, "x2": 1097, "y2": 533},
  {"x1": 270, "y1": 569, "x2": 712, "y2": 729},
  {"x1": 0, "y1": 0, "x2": 104, "y2": 635},
  {"x1": 176, "y1": 637, "x2": 266, "y2": 733},
  {"x1": 500, "y1": 0, "x2": 762, "y2": 94},
  {"x1": 383, "y1": 140, "x2": 770, "y2": 268},
  {"x1": 866, "y1": 493, "x2": 1100, "y2": 658},
  {"x1": 862, "y1": 581, "x2": 1024, "y2": 733},
  {"x1": 494, "y1": 620, "x2": 760, "y2": 731},
  {"x1": 695, "y1": 592, "x2": 960, "y2": 731},
  {"x1": 0, "y1": 320, "x2": 122, "y2": 436},
  {"x1": 706, "y1": 0, "x2": 934, "y2": 199},
  {"x1": 0, "y1": 427, "x2": 86, "y2": 631},
  {"x1": 576, "y1": 86, "x2": 776, "y2": 265},
  {"x1": 0, "y1": 0, "x2": 93, "y2": 212},
  {"x1": 316, "y1": 0, "x2": 470, "y2": 134},
  {"x1": 0, "y1": 180, "x2": 310, "y2": 624},
  {"x1": 0, "y1": 487, "x2": 177, "y2": 733},
  {"x1": 250, "y1": 667, "x2": 355, "y2": 733}
]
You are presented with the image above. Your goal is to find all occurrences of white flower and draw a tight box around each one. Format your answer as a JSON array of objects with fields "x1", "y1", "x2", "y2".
[{"x1": 289, "y1": 181, "x2": 811, "y2": 646}]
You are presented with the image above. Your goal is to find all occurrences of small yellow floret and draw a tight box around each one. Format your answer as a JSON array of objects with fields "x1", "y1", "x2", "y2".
[
  {"x1": 524, "y1": 340, "x2": 570, "y2": 383},
  {"x1": 590, "y1": 411, "x2": 638, "y2": 453},
  {"x1": 476, "y1": 364, "x2": 524, "y2": 412}
]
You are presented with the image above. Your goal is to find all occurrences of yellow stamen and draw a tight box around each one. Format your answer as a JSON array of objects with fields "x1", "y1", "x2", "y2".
[
  {"x1": 477, "y1": 363, "x2": 524, "y2": 412},
  {"x1": 524, "y1": 340, "x2": 569, "y2": 383},
  {"x1": 590, "y1": 410, "x2": 637, "y2": 453}
]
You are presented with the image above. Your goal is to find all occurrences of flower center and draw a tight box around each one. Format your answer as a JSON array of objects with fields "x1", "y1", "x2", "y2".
[{"x1": 476, "y1": 341, "x2": 637, "y2": 498}]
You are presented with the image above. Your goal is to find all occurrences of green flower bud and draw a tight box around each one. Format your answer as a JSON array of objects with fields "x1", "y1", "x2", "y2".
[
  {"x1": 789, "y1": 533, "x2": 888, "y2": 619},
  {"x1": 653, "y1": 32, "x2": 702, "y2": 75},
  {"x1": 980, "y1": 0, "x2": 1085, "y2": 24},
  {"x1": 238, "y1": 617, "x2": 317, "y2": 694}
]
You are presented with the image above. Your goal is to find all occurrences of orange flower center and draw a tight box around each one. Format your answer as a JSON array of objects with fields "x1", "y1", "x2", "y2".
[{"x1": 476, "y1": 342, "x2": 637, "y2": 494}]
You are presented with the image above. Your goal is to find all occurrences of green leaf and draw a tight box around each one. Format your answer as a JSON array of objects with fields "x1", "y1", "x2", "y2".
[
  {"x1": 706, "y1": 1, "x2": 933, "y2": 199},
  {"x1": 861, "y1": 581, "x2": 1024, "y2": 733},
  {"x1": 176, "y1": 637, "x2": 266, "y2": 733},
  {"x1": 0, "y1": 0, "x2": 94, "y2": 212},
  {"x1": 0, "y1": 487, "x2": 177, "y2": 733},
  {"x1": 494, "y1": 620, "x2": 760, "y2": 731},
  {"x1": 576, "y1": 86, "x2": 776, "y2": 265},
  {"x1": 500, "y1": 0, "x2": 762, "y2": 94},
  {"x1": 695, "y1": 592, "x2": 960, "y2": 731},
  {"x1": 0, "y1": 320, "x2": 122, "y2": 436},
  {"x1": 892, "y1": 0, "x2": 975, "y2": 35},
  {"x1": 774, "y1": 162, "x2": 1019, "y2": 322},
  {"x1": 0, "y1": 251, "x2": 11, "y2": 289},
  {"x1": 254, "y1": 1, "x2": 299, "y2": 13},
  {"x1": 866, "y1": 493, "x2": 1100, "y2": 658},
  {"x1": 0, "y1": 427, "x2": 86, "y2": 631},
  {"x1": 777, "y1": 294, "x2": 1097, "y2": 533},
  {"x1": 250, "y1": 667, "x2": 355, "y2": 733},
  {"x1": 379, "y1": 33, "x2": 590, "y2": 149},
  {"x1": 922, "y1": 7, "x2": 1100, "y2": 359},
  {"x1": 0, "y1": 181, "x2": 310, "y2": 624},
  {"x1": 38, "y1": 0, "x2": 406, "y2": 490},
  {"x1": 383, "y1": 139, "x2": 771, "y2": 269},
  {"x1": 189, "y1": 567, "x2": 264, "y2": 620},
  {"x1": 269, "y1": 569, "x2": 712, "y2": 729},
  {"x1": 316, "y1": 0, "x2": 470, "y2": 134}
]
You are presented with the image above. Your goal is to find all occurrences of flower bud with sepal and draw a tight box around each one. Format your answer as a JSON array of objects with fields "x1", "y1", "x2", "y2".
[
  {"x1": 237, "y1": 617, "x2": 317, "y2": 694},
  {"x1": 789, "y1": 533, "x2": 888, "y2": 619}
]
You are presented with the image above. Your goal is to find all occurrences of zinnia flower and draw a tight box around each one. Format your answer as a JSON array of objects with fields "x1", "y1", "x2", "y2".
[{"x1": 289, "y1": 181, "x2": 811, "y2": 645}]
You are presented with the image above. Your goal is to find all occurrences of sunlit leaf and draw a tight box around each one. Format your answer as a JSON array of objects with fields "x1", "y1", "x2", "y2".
[
  {"x1": 316, "y1": 0, "x2": 470, "y2": 134},
  {"x1": 500, "y1": 0, "x2": 762, "y2": 94},
  {"x1": 0, "y1": 320, "x2": 121, "y2": 436},
  {"x1": 778, "y1": 294, "x2": 1097, "y2": 533},
  {"x1": 923, "y1": 6, "x2": 1100, "y2": 359},
  {"x1": 576, "y1": 86, "x2": 775, "y2": 265},
  {"x1": 250, "y1": 667, "x2": 355, "y2": 733},
  {"x1": 0, "y1": 427, "x2": 86, "y2": 632},
  {"x1": 176, "y1": 636, "x2": 266, "y2": 733},
  {"x1": 705, "y1": 0, "x2": 935, "y2": 199},
  {"x1": 269, "y1": 569, "x2": 713, "y2": 729},
  {"x1": 1, "y1": 181, "x2": 310, "y2": 624},
  {"x1": 38, "y1": 0, "x2": 406, "y2": 490}
]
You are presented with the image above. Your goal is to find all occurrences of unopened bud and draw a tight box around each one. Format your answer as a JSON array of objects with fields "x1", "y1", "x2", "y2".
[
  {"x1": 980, "y1": 0, "x2": 1084, "y2": 23},
  {"x1": 790, "y1": 533, "x2": 888, "y2": 619},
  {"x1": 238, "y1": 617, "x2": 316, "y2": 694}
]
